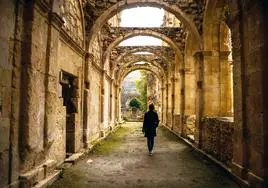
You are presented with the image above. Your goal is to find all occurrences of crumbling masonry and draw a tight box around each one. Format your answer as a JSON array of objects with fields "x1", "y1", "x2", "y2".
[{"x1": 0, "y1": 0, "x2": 268, "y2": 187}]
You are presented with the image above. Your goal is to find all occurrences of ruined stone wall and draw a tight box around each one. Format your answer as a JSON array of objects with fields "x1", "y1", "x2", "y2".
[
  {"x1": 173, "y1": 114, "x2": 181, "y2": 134},
  {"x1": 201, "y1": 117, "x2": 233, "y2": 163},
  {"x1": 0, "y1": 1, "x2": 17, "y2": 186},
  {"x1": 57, "y1": 38, "x2": 83, "y2": 153},
  {"x1": 229, "y1": 1, "x2": 266, "y2": 185},
  {"x1": 89, "y1": 35, "x2": 102, "y2": 66}
]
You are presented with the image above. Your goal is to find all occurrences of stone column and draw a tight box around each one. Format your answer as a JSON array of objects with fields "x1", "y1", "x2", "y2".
[
  {"x1": 83, "y1": 53, "x2": 92, "y2": 147},
  {"x1": 263, "y1": 3, "x2": 268, "y2": 186},
  {"x1": 109, "y1": 79, "x2": 113, "y2": 124},
  {"x1": 100, "y1": 71, "x2": 105, "y2": 124},
  {"x1": 179, "y1": 68, "x2": 185, "y2": 136},
  {"x1": 161, "y1": 86, "x2": 165, "y2": 125},
  {"x1": 194, "y1": 51, "x2": 204, "y2": 148},
  {"x1": 219, "y1": 51, "x2": 233, "y2": 116},
  {"x1": 114, "y1": 84, "x2": 119, "y2": 124},
  {"x1": 44, "y1": 12, "x2": 64, "y2": 149},
  {"x1": 174, "y1": 77, "x2": 181, "y2": 115},
  {"x1": 171, "y1": 76, "x2": 175, "y2": 130},
  {"x1": 228, "y1": 2, "x2": 249, "y2": 183},
  {"x1": 118, "y1": 88, "x2": 122, "y2": 122},
  {"x1": 165, "y1": 83, "x2": 169, "y2": 127},
  {"x1": 19, "y1": 1, "x2": 50, "y2": 172},
  {"x1": 203, "y1": 50, "x2": 220, "y2": 116}
]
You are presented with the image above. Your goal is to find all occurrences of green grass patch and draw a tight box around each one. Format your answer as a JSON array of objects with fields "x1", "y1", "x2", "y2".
[
  {"x1": 89, "y1": 126, "x2": 129, "y2": 156},
  {"x1": 159, "y1": 126, "x2": 182, "y2": 142}
]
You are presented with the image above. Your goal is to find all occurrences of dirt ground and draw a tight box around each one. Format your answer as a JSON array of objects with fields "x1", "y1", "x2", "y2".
[{"x1": 51, "y1": 122, "x2": 240, "y2": 188}]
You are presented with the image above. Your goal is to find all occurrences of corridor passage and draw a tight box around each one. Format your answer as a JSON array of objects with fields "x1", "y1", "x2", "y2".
[{"x1": 52, "y1": 122, "x2": 239, "y2": 188}]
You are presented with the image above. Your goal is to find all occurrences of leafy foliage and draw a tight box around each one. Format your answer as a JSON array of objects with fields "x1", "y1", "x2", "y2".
[
  {"x1": 135, "y1": 71, "x2": 148, "y2": 112},
  {"x1": 128, "y1": 98, "x2": 141, "y2": 112}
]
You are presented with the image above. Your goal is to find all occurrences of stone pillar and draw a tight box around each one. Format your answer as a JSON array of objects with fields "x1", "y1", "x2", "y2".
[
  {"x1": 228, "y1": 1, "x2": 249, "y2": 184},
  {"x1": 100, "y1": 71, "x2": 105, "y2": 124},
  {"x1": 161, "y1": 86, "x2": 165, "y2": 125},
  {"x1": 44, "y1": 12, "x2": 64, "y2": 149},
  {"x1": 109, "y1": 80, "x2": 113, "y2": 123},
  {"x1": 219, "y1": 51, "x2": 233, "y2": 116},
  {"x1": 228, "y1": 1, "x2": 267, "y2": 186},
  {"x1": 0, "y1": 0, "x2": 20, "y2": 186},
  {"x1": 263, "y1": 2, "x2": 268, "y2": 186},
  {"x1": 114, "y1": 84, "x2": 119, "y2": 124},
  {"x1": 165, "y1": 83, "x2": 169, "y2": 127},
  {"x1": 179, "y1": 68, "x2": 185, "y2": 136},
  {"x1": 203, "y1": 50, "x2": 221, "y2": 116},
  {"x1": 174, "y1": 77, "x2": 181, "y2": 115},
  {"x1": 19, "y1": 1, "x2": 50, "y2": 172},
  {"x1": 171, "y1": 76, "x2": 175, "y2": 130},
  {"x1": 83, "y1": 53, "x2": 92, "y2": 147},
  {"x1": 194, "y1": 51, "x2": 204, "y2": 148},
  {"x1": 118, "y1": 88, "x2": 122, "y2": 122}
]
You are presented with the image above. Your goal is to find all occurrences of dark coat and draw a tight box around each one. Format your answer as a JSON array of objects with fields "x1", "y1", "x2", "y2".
[{"x1": 142, "y1": 110, "x2": 159, "y2": 137}]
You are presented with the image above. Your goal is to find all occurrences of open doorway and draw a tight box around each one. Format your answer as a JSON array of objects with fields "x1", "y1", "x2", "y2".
[{"x1": 60, "y1": 71, "x2": 78, "y2": 157}]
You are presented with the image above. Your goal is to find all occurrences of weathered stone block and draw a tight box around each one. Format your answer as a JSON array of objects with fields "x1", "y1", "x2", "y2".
[
  {"x1": 0, "y1": 150, "x2": 9, "y2": 187},
  {"x1": 0, "y1": 117, "x2": 10, "y2": 151}
]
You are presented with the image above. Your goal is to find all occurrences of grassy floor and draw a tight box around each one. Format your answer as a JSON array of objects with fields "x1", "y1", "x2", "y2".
[
  {"x1": 88, "y1": 126, "x2": 130, "y2": 155},
  {"x1": 159, "y1": 126, "x2": 182, "y2": 142}
]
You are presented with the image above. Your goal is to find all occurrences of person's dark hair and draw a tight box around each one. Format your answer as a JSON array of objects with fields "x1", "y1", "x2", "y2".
[{"x1": 149, "y1": 104, "x2": 154, "y2": 111}]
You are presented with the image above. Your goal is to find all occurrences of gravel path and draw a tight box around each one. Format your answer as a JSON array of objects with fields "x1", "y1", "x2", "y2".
[{"x1": 51, "y1": 122, "x2": 240, "y2": 188}]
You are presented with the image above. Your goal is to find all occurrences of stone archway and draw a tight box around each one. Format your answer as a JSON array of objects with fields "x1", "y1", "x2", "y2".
[
  {"x1": 117, "y1": 65, "x2": 164, "y2": 86},
  {"x1": 113, "y1": 54, "x2": 169, "y2": 80},
  {"x1": 102, "y1": 29, "x2": 183, "y2": 69},
  {"x1": 112, "y1": 46, "x2": 172, "y2": 67},
  {"x1": 83, "y1": 0, "x2": 204, "y2": 50}
]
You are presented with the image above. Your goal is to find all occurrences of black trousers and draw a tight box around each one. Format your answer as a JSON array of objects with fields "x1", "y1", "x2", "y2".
[{"x1": 147, "y1": 136, "x2": 155, "y2": 152}]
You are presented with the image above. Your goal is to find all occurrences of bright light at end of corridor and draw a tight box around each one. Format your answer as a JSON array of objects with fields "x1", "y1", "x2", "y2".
[
  {"x1": 119, "y1": 7, "x2": 165, "y2": 46},
  {"x1": 120, "y1": 7, "x2": 164, "y2": 27}
]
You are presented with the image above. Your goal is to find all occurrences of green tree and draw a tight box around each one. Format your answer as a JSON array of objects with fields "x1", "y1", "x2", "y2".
[
  {"x1": 128, "y1": 98, "x2": 141, "y2": 112},
  {"x1": 135, "y1": 71, "x2": 148, "y2": 112}
]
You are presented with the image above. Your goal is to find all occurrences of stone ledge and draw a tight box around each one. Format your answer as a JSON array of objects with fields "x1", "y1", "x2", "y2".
[
  {"x1": 32, "y1": 171, "x2": 60, "y2": 188},
  {"x1": 64, "y1": 153, "x2": 84, "y2": 165},
  {"x1": 19, "y1": 160, "x2": 57, "y2": 188}
]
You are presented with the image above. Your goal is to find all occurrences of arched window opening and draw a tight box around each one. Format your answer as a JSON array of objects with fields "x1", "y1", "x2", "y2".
[{"x1": 120, "y1": 70, "x2": 161, "y2": 122}]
